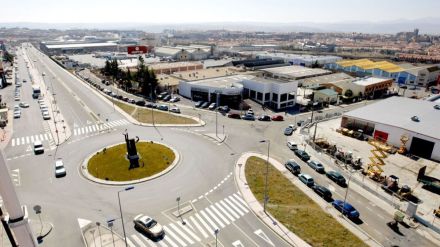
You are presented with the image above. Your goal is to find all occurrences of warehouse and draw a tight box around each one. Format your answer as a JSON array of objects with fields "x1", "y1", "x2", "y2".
[
  {"x1": 40, "y1": 42, "x2": 118, "y2": 55},
  {"x1": 259, "y1": 65, "x2": 331, "y2": 80},
  {"x1": 154, "y1": 45, "x2": 213, "y2": 61},
  {"x1": 178, "y1": 74, "x2": 298, "y2": 110},
  {"x1": 341, "y1": 97, "x2": 440, "y2": 160},
  {"x1": 256, "y1": 52, "x2": 342, "y2": 66}
]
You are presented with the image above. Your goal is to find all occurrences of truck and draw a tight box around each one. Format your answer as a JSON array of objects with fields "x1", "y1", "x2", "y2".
[
  {"x1": 418, "y1": 166, "x2": 440, "y2": 192},
  {"x1": 32, "y1": 85, "x2": 41, "y2": 99}
]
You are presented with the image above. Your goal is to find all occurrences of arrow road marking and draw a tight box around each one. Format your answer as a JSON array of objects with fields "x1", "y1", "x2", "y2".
[{"x1": 254, "y1": 229, "x2": 274, "y2": 246}]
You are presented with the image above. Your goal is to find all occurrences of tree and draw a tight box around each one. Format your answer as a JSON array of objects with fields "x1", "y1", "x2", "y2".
[
  {"x1": 103, "y1": 60, "x2": 111, "y2": 75},
  {"x1": 311, "y1": 60, "x2": 320, "y2": 68}
]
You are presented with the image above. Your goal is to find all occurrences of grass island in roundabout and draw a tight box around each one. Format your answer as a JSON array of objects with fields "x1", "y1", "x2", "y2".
[{"x1": 87, "y1": 140, "x2": 176, "y2": 182}]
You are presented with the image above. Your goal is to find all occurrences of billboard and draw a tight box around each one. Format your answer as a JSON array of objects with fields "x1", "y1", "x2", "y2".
[{"x1": 127, "y1": 46, "x2": 148, "y2": 54}]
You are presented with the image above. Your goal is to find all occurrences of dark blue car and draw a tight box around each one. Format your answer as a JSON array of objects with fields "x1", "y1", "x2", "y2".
[{"x1": 331, "y1": 200, "x2": 360, "y2": 219}]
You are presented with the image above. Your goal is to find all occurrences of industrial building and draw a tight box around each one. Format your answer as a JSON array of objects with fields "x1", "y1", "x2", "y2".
[
  {"x1": 259, "y1": 65, "x2": 331, "y2": 81},
  {"x1": 40, "y1": 42, "x2": 118, "y2": 55},
  {"x1": 256, "y1": 52, "x2": 342, "y2": 67},
  {"x1": 154, "y1": 45, "x2": 213, "y2": 61},
  {"x1": 178, "y1": 74, "x2": 298, "y2": 110},
  {"x1": 325, "y1": 59, "x2": 440, "y2": 87},
  {"x1": 341, "y1": 97, "x2": 440, "y2": 160}
]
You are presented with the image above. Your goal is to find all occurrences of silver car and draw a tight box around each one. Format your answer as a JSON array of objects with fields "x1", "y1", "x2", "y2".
[{"x1": 133, "y1": 215, "x2": 164, "y2": 238}]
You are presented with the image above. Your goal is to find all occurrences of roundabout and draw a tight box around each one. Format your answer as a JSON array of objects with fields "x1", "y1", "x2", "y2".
[{"x1": 81, "y1": 140, "x2": 179, "y2": 185}]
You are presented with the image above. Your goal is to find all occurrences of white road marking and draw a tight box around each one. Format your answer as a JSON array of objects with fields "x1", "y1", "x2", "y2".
[
  {"x1": 162, "y1": 226, "x2": 186, "y2": 246},
  {"x1": 209, "y1": 205, "x2": 230, "y2": 225},
  {"x1": 139, "y1": 234, "x2": 157, "y2": 247},
  {"x1": 214, "y1": 202, "x2": 235, "y2": 222},
  {"x1": 25, "y1": 136, "x2": 29, "y2": 144},
  {"x1": 220, "y1": 200, "x2": 240, "y2": 219},
  {"x1": 195, "y1": 213, "x2": 214, "y2": 234},
  {"x1": 199, "y1": 210, "x2": 219, "y2": 232},
  {"x1": 30, "y1": 136, "x2": 34, "y2": 142},
  {"x1": 189, "y1": 216, "x2": 208, "y2": 238},
  {"x1": 228, "y1": 196, "x2": 248, "y2": 214},
  {"x1": 254, "y1": 229, "x2": 275, "y2": 246},
  {"x1": 232, "y1": 240, "x2": 245, "y2": 247},
  {"x1": 169, "y1": 223, "x2": 194, "y2": 244},
  {"x1": 233, "y1": 193, "x2": 249, "y2": 209},
  {"x1": 11, "y1": 139, "x2": 15, "y2": 146},
  {"x1": 205, "y1": 207, "x2": 225, "y2": 228},
  {"x1": 131, "y1": 235, "x2": 147, "y2": 247},
  {"x1": 126, "y1": 237, "x2": 136, "y2": 247}
]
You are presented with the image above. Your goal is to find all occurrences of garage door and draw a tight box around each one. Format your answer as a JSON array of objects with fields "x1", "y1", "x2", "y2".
[
  {"x1": 374, "y1": 130, "x2": 389, "y2": 142},
  {"x1": 410, "y1": 137, "x2": 434, "y2": 159}
]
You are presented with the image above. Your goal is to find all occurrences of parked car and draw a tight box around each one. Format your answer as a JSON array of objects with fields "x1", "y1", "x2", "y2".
[
  {"x1": 163, "y1": 95, "x2": 172, "y2": 101},
  {"x1": 135, "y1": 100, "x2": 146, "y2": 106},
  {"x1": 258, "y1": 115, "x2": 271, "y2": 121},
  {"x1": 122, "y1": 96, "x2": 129, "y2": 102},
  {"x1": 195, "y1": 101, "x2": 204, "y2": 108},
  {"x1": 227, "y1": 113, "x2": 241, "y2": 119},
  {"x1": 208, "y1": 103, "x2": 217, "y2": 110},
  {"x1": 298, "y1": 173, "x2": 314, "y2": 187},
  {"x1": 271, "y1": 115, "x2": 284, "y2": 121},
  {"x1": 332, "y1": 200, "x2": 360, "y2": 219},
  {"x1": 169, "y1": 97, "x2": 180, "y2": 103},
  {"x1": 294, "y1": 149, "x2": 310, "y2": 161},
  {"x1": 170, "y1": 107, "x2": 180, "y2": 113},
  {"x1": 133, "y1": 215, "x2": 164, "y2": 239},
  {"x1": 128, "y1": 99, "x2": 136, "y2": 104},
  {"x1": 158, "y1": 105, "x2": 169, "y2": 111},
  {"x1": 157, "y1": 92, "x2": 168, "y2": 100},
  {"x1": 19, "y1": 102, "x2": 29, "y2": 108},
  {"x1": 13, "y1": 110, "x2": 21, "y2": 119},
  {"x1": 307, "y1": 160, "x2": 325, "y2": 174},
  {"x1": 33, "y1": 141, "x2": 44, "y2": 154},
  {"x1": 241, "y1": 114, "x2": 255, "y2": 121},
  {"x1": 145, "y1": 103, "x2": 154, "y2": 108},
  {"x1": 218, "y1": 106, "x2": 230, "y2": 113},
  {"x1": 42, "y1": 112, "x2": 51, "y2": 120},
  {"x1": 285, "y1": 160, "x2": 301, "y2": 175},
  {"x1": 201, "y1": 102, "x2": 210, "y2": 108},
  {"x1": 284, "y1": 125, "x2": 297, "y2": 136},
  {"x1": 14, "y1": 96, "x2": 20, "y2": 101},
  {"x1": 287, "y1": 141, "x2": 298, "y2": 150},
  {"x1": 326, "y1": 171, "x2": 347, "y2": 186},
  {"x1": 312, "y1": 184, "x2": 332, "y2": 200},
  {"x1": 54, "y1": 159, "x2": 66, "y2": 178},
  {"x1": 246, "y1": 109, "x2": 254, "y2": 115}
]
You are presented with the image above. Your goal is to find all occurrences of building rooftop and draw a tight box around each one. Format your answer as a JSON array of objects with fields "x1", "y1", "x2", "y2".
[
  {"x1": 187, "y1": 75, "x2": 253, "y2": 88},
  {"x1": 149, "y1": 61, "x2": 202, "y2": 70},
  {"x1": 46, "y1": 42, "x2": 118, "y2": 49},
  {"x1": 336, "y1": 59, "x2": 404, "y2": 73},
  {"x1": 352, "y1": 77, "x2": 392, "y2": 87},
  {"x1": 173, "y1": 67, "x2": 238, "y2": 81},
  {"x1": 302, "y1": 72, "x2": 353, "y2": 87},
  {"x1": 317, "y1": 88, "x2": 338, "y2": 96},
  {"x1": 260, "y1": 65, "x2": 331, "y2": 79},
  {"x1": 344, "y1": 97, "x2": 440, "y2": 140}
]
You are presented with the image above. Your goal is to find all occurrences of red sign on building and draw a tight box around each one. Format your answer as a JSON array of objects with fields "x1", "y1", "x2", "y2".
[{"x1": 127, "y1": 46, "x2": 148, "y2": 54}]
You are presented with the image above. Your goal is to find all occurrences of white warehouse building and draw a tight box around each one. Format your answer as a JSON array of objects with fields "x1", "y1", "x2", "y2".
[
  {"x1": 341, "y1": 97, "x2": 440, "y2": 161},
  {"x1": 178, "y1": 75, "x2": 298, "y2": 110}
]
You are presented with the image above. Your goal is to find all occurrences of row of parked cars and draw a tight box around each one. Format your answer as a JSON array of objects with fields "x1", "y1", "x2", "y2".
[
  {"x1": 285, "y1": 142, "x2": 360, "y2": 220},
  {"x1": 38, "y1": 99, "x2": 51, "y2": 120},
  {"x1": 226, "y1": 109, "x2": 286, "y2": 122}
]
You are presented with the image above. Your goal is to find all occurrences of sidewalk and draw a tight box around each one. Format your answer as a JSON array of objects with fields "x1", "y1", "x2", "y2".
[
  {"x1": 78, "y1": 218, "x2": 126, "y2": 247},
  {"x1": 235, "y1": 152, "x2": 382, "y2": 247}
]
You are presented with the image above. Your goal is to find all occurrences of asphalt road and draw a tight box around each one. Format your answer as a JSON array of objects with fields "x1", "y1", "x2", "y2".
[{"x1": 1, "y1": 43, "x2": 436, "y2": 247}]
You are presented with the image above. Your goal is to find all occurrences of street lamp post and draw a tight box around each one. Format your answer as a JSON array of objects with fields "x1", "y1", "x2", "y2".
[
  {"x1": 117, "y1": 186, "x2": 134, "y2": 247},
  {"x1": 214, "y1": 229, "x2": 219, "y2": 247},
  {"x1": 259, "y1": 140, "x2": 271, "y2": 213},
  {"x1": 107, "y1": 219, "x2": 115, "y2": 247},
  {"x1": 342, "y1": 170, "x2": 354, "y2": 216},
  {"x1": 176, "y1": 197, "x2": 186, "y2": 225}
]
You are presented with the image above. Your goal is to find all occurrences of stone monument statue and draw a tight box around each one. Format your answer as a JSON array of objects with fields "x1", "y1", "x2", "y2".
[{"x1": 124, "y1": 132, "x2": 140, "y2": 169}]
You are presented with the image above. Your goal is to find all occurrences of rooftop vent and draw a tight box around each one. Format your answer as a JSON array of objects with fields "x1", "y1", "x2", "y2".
[
  {"x1": 411, "y1": 116, "x2": 420, "y2": 122},
  {"x1": 434, "y1": 105, "x2": 440, "y2": 110}
]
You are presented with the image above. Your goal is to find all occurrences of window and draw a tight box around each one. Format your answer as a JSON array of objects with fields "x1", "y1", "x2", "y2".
[
  {"x1": 288, "y1": 94, "x2": 295, "y2": 100},
  {"x1": 280, "y1": 93, "x2": 288, "y2": 102},
  {"x1": 257, "y1": 92, "x2": 263, "y2": 101},
  {"x1": 272, "y1": 93, "x2": 278, "y2": 101},
  {"x1": 265, "y1": 93, "x2": 270, "y2": 102},
  {"x1": 250, "y1": 90, "x2": 256, "y2": 99}
]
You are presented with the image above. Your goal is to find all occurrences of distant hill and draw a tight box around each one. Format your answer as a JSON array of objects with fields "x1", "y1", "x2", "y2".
[{"x1": 1, "y1": 18, "x2": 439, "y2": 34}]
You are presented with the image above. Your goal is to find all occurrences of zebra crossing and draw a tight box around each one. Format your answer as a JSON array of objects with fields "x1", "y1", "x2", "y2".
[
  {"x1": 11, "y1": 133, "x2": 53, "y2": 147},
  {"x1": 128, "y1": 193, "x2": 249, "y2": 247},
  {"x1": 73, "y1": 119, "x2": 130, "y2": 136}
]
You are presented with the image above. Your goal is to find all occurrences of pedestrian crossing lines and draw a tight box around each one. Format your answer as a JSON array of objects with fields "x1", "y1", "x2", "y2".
[
  {"x1": 73, "y1": 119, "x2": 130, "y2": 136},
  {"x1": 128, "y1": 193, "x2": 249, "y2": 246},
  {"x1": 11, "y1": 133, "x2": 52, "y2": 147}
]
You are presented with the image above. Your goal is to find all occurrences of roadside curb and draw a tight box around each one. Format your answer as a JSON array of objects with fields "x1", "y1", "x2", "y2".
[
  {"x1": 235, "y1": 152, "x2": 382, "y2": 247},
  {"x1": 201, "y1": 133, "x2": 227, "y2": 143},
  {"x1": 79, "y1": 140, "x2": 180, "y2": 186}
]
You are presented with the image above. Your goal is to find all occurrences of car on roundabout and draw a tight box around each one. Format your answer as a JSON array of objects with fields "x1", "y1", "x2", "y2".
[
  {"x1": 54, "y1": 159, "x2": 66, "y2": 178},
  {"x1": 133, "y1": 215, "x2": 164, "y2": 239}
]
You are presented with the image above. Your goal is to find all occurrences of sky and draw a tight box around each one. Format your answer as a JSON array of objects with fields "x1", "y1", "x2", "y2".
[{"x1": 1, "y1": 0, "x2": 440, "y2": 24}]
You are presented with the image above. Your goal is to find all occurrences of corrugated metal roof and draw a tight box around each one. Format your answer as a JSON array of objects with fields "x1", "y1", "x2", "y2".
[{"x1": 344, "y1": 97, "x2": 440, "y2": 140}]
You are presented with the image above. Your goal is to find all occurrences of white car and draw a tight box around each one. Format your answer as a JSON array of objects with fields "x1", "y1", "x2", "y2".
[
  {"x1": 37, "y1": 99, "x2": 45, "y2": 105},
  {"x1": 287, "y1": 141, "x2": 298, "y2": 150},
  {"x1": 54, "y1": 159, "x2": 66, "y2": 178},
  {"x1": 169, "y1": 97, "x2": 180, "y2": 103},
  {"x1": 19, "y1": 102, "x2": 29, "y2": 108},
  {"x1": 14, "y1": 96, "x2": 20, "y2": 101},
  {"x1": 33, "y1": 141, "x2": 44, "y2": 154},
  {"x1": 42, "y1": 112, "x2": 51, "y2": 120},
  {"x1": 170, "y1": 107, "x2": 180, "y2": 114},
  {"x1": 133, "y1": 215, "x2": 164, "y2": 238},
  {"x1": 13, "y1": 111, "x2": 21, "y2": 119}
]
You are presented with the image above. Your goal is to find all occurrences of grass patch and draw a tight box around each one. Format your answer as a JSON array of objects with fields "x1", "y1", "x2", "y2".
[
  {"x1": 245, "y1": 156, "x2": 367, "y2": 247},
  {"x1": 88, "y1": 142, "x2": 175, "y2": 181},
  {"x1": 114, "y1": 101, "x2": 197, "y2": 125}
]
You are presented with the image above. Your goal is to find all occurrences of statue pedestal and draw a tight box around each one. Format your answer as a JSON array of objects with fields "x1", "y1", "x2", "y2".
[{"x1": 127, "y1": 153, "x2": 140, "y2": 169}]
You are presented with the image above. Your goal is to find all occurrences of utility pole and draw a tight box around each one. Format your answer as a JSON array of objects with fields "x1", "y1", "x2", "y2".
[{"x1": 0, "y1": 151, "x2": 37, "y2": 247}]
